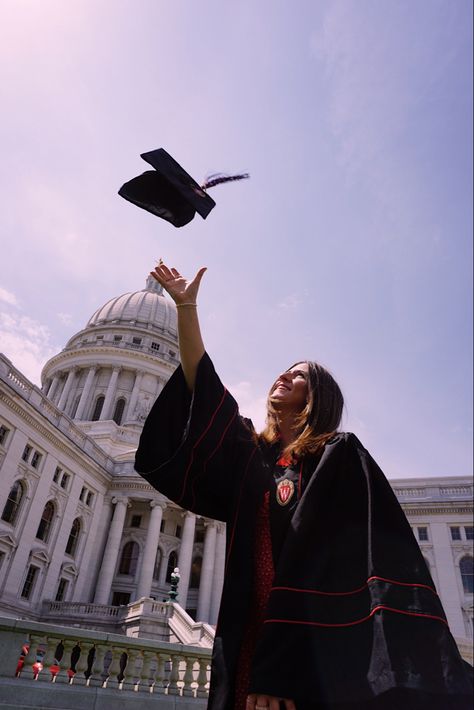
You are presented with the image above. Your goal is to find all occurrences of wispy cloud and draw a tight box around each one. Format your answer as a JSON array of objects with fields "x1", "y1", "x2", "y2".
[
  {"x1": 0, "y1": 297, "x2": 60, "y2": 386},
  {"x1": 57, "y1": 312, "x2": 73, "y2": 326},
  {"x1": 0, "y1": 287, "x2": 19, "y2": 307}
]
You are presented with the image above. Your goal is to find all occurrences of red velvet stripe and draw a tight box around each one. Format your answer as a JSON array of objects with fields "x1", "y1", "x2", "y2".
[
  {"x1": 264, "y1": 605, "x2": 449, "y2": 629},
  {"x1": 225, "y1": 446, "x2": 258, "y2": 575},
  {"x1": 176, "y1": 387, "x2": 229, "y2": 504},
  {"x1": 271, "y1": 575, "x2": 437, "y2": 597},
  {"x1": 189, "y1": 408, "x2": 239, "y2": 510}
]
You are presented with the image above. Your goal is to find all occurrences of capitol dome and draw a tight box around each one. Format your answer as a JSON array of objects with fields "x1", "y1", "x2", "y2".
[{"x1": 87, "y1": 276, "x2": 177, "y2": 336}]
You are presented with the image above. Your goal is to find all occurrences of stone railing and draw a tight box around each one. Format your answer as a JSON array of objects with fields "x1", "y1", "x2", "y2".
[
  {"x1": 168, "y1": 603, "x2": 215, "y2": 648},
  {"x1": 0, "y1": 616, "x2": 211, "y2": 709}
]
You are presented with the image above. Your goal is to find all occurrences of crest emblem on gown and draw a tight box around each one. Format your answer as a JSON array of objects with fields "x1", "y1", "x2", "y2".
[{"x1": 276, "y1": 478, "x2": 295, "y2": 506}]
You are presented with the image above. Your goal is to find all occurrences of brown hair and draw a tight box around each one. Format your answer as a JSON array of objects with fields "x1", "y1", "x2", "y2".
[{"x1": 259, "y1": 361, "x2": 344, "y2": 461}]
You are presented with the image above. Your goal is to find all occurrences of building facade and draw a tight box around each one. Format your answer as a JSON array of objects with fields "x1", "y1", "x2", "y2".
[{"x1": 0, "y1": 277, "x2": 472, "y2": 654}]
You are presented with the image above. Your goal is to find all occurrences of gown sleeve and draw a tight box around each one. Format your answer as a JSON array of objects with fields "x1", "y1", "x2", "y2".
[{"x1": 134, "y1": 352, "x2": 255, "y2": 523}]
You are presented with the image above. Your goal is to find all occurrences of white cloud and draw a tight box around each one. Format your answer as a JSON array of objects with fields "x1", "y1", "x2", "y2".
[
  {"x1": 57, "y1": 312, "x2": 73, "y2": 326},
  {"x1": 0, "y1": 287, "x2": 19, "y2": 307},
  {"x1": 277, "y1": 293, "x2": 302, "y2": 311},
  {"x1": 0, "y1": 309, "x2": 60, "y2": 387}
]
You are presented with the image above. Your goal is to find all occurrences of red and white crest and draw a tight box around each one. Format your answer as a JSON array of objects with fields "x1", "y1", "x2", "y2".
[{"x1": 276, "y1": 478, "x2": 295, "y2": 506}]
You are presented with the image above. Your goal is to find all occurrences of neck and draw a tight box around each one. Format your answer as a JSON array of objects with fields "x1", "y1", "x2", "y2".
[{"x1": 275, "y1": 410, "x2": 299, "y2": 448}]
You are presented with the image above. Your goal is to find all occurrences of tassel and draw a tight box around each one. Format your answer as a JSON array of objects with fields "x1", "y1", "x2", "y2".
[{"x1": 201, "y1": 172, "x2": 250, "y2": 191}]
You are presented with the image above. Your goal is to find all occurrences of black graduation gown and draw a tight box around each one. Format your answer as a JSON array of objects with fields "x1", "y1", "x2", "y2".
[{"x1": 135, "y1": 353, "x2": 472, "y2": 710}]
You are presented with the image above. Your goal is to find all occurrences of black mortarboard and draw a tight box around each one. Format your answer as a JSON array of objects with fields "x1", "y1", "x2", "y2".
[{"x1": 118, "y1": 148, "x2": 248, "y2": 227}]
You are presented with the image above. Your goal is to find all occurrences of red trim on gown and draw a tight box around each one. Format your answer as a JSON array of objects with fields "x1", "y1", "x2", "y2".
[{"x1": 233, "y1": 490, "x2": 275, "y2": 710}]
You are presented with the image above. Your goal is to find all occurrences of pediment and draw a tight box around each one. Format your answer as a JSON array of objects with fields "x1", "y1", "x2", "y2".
[
  {"x1": 29, "y1": 549, "x2": 50, "y2": 564},
  {"x1": 0, "y1": 532, "x2": 17, "y2": 548},
  {"x1": 61, "y1": 562, "x2": 78, "y2": 577}
]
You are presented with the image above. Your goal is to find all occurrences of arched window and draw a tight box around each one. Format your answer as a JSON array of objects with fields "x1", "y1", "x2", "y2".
[
  {"x1": 190, "y1": 556, "x2": 202, "y2": 588},
  {"x1": 460, "y1": 556, "x2": 473, "y2": 594},
  {"x1": 113, "y1": 398, "x2": 126, "y2": 425},
  {"x1": 1, "y1": 480, "x2": 25, "y2": 525},
  {"x1": 119, "y1": 541, "x2": 139, "y2": 575},
  {"x1": 70, "y1": 396, "x2": 80, "y2": 419},
  {"x1": 166, "y1": 551, "x2": 178, "y2": 583},
  {"x1": 153, "y1": 549, "x2": 162, "y2": 581},
  {"x1": 36, "y1": 500, "x2": 55, "y2": 542},
  {"x1": 65, "y1": 518, "x2": 81, "y2": 556},
  {"x1": 91, "y1": 395, "x2": 105, "y2": 421}
]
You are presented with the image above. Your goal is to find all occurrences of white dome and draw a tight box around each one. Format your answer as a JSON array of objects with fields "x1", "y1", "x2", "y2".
[{"x1": 87, "y1": 276, "x2": 177, "y2": 335}]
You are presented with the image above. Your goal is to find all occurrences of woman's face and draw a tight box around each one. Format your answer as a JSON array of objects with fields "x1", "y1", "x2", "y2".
[{"x1": 269, "y1": 362, "x2": 309, "y2": 412}]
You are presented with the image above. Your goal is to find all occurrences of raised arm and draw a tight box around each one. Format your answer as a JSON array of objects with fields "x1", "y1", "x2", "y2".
[{"x1": 150, "y1": 260, "x2": 207, "y2": 391}]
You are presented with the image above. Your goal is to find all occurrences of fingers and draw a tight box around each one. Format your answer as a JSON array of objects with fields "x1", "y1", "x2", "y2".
[
  {"x1": 191, "y1": 266, "x2": 207, "y2": 287},
  {"x1": 283, "y1": 699, "x2": 296, "y2": 710},
  {"x1": 246, "y1": 694, "x2": 292, "y2": 710}
]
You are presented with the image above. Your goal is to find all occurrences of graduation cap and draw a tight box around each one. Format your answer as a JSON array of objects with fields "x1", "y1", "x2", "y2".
[{"x1": 118, "y1": 148, "x2": 249, "y2": 227}]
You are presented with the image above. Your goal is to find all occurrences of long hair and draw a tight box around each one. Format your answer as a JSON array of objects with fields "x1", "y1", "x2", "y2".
[{"x1": 259, "y1": 361, "x2": 344, "y2": 461}]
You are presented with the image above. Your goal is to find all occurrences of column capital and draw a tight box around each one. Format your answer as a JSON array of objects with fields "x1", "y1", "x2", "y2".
[
  {"x1": 112, "y1": 496, "x2": 130, "y2": 507},
  {"x1": 150, "y1": 498, "x2": 167, "y2": 511},
  {"x1": 180, "y1": 510, "x2": 196, "y2": 521},
  {"x1": 204, "y1": 519, "x2": 218, "y2": 530}
]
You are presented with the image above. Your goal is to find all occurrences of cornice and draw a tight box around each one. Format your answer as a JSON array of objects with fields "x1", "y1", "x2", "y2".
[
  {"x1": 401, "y1": 505, "x2": 473, "y2": 516},
  {"x1": 0, "y1": 389, "x2": 112, "y2": 483},
  {"x1": 42, "y1": 346, "x2": 177, "y2": 376}
]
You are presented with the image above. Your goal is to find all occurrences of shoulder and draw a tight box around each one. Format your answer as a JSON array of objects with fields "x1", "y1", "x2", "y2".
[{"x1": 325, "y1": 431, "x2": 365, "y2": 450}]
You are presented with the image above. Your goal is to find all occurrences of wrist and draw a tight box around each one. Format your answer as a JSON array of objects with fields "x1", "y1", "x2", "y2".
[{"x1": 175, "y1": 302, "x2": 197, "y2": 308}]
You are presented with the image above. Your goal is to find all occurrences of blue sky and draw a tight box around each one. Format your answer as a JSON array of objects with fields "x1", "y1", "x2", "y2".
[{"x1": 0, "y1": 0, "x2": 472, "y2": 479}]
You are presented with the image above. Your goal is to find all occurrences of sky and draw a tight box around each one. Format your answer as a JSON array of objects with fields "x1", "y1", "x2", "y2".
[{"x1": 0, "y1": 0, "x2": 472, "y2": 479}]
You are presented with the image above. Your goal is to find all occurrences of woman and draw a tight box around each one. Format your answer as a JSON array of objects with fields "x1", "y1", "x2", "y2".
[{"x1": 135, "y1": 262, "x2": 472, "y2": 710}]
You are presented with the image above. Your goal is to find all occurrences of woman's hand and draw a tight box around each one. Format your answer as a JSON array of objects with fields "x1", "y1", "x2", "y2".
[
  {"x1": 246, "y1": 693, "x2": 296, "y2": 710},
  {"x1": 150, "y1": 261, "x2": 207, "y2": 305}
]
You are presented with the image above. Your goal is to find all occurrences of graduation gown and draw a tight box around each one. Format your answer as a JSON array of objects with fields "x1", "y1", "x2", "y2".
[{"x1": 135, "y1": 353, "x2": 472, "y2": 709}]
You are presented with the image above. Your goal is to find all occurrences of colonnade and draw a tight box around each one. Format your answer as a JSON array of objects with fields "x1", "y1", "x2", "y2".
[
  {"x1": 93, "y1": 497, "x2": 226, "y2": 625},
  {"x1": 44, "y1": 366, "x2": 160, "y2": 424}
]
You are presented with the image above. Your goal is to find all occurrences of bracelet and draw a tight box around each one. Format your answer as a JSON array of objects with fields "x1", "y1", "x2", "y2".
[{"x1": 175, "y1": 302, "x2": 197, "y2": 308}]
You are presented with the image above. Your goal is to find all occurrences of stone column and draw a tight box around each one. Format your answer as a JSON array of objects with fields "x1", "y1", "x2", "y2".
[
  {"x1": 94, "y1": 497, "x2": 129, "y2": 605},
  {"x1": 197, "y1": 520, "x2": 218, "y2": 623},
  {"x1": 430, "y1": 521, "x2": 466, "y2": 637},
  {"x1": 135, "y1": 500, "x2": 166, "y2": 600},
  {"x1": 124, "y1": 371, "x2": 143, "y2": 422},
  {"x1": 47, "y1": 373, "x2": 61, "y2": 402},
  {"x1": 57, "y1": 368, "x2": 76, "y2": 411},
  {"x1": 100, "y1": 367, "x2": 121, "y2": 421},
  {"x1": 177, "y1": 512, "x2": 197, "y2": 609},
  {"x1": 75, "y1": 366, "x2": 97, "y2": 420},
  {"x1": 209, "y1": 523, "x2": 226, "y2": 625}
]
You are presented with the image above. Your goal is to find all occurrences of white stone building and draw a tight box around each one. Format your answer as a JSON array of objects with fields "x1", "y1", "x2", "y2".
[{"x1": 0, "y1": 276, "x2": 472, "y2": 657}]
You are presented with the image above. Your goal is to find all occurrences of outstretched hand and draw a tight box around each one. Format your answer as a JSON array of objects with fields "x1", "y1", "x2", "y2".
[{"x1": 150, "y1": 260, "x2": 207, "y2": 305}]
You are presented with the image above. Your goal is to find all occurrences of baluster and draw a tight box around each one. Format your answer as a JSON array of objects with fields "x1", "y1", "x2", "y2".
[
  {"x1": 182, "y1": 655, "x2": 196, "y2": 697},
  {"x1": 138, "y1": 650, "x2": 155, "y2": 692},
  {"x1": 153, "y1": 653, "x2": 167, "y2": 695},
  {"x1": 72, "y1": 641, "x2": 93, "y2": 686},
  {"x1": 105, "y1": 645, "x2": 123, "y2": 689},
  {"x1": 89, "y1": 644, "x2": 107, "y2": 687},
  {"x1": 37, "y1": 637, "x2": 60, "y2": 683},
  {"x1": 122, "y1": 647, "x2": 139, "y2": 692},
  {"x1": 196, "y1": 657, "x2": 209, "y2": 698},
  {"x1": 55, "y1": 639, "x2": 76, "y2": 684},
  {"x1": 23, "y1": 635, "x2": 43, "y2": 680},
  {"x1": 167, "y1": 653, "x2": 181, "y2": 695}
]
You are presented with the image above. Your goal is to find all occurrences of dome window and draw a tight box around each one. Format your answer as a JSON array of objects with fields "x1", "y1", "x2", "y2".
[
  {"x1": 91, "y1": 395, "x2": 105, "y2": 421},
  {"x1": 113, "y1": 335, "x2": 122, "y2": 342},
  {"x1": 151, "y1": 342, "x2": 160, "y2": 351},
  {"x1": 113, "y1": 398, "x2": 126, "y2": 426},
  {"x1": 132, "y1": 337, "x2": 142, "y2": 348}
]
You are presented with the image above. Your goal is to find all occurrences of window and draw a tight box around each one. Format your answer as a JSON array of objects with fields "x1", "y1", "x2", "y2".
[
  {"x1": 0, "y1": 551, "x2": 5, "y2": 571},
  {"x1": 132, "y1": 337, "x2": 142, "y2": 348},
  {"x1": 1, "y1": 480, "x2": 24, "y2": 524},
  {"x1": 169, "y1": 350, "x2": 176, "y2": 359},
  {"x1": 80, "y1": 486, "x2": 87, "y2": 502},
  {"x1": 113, "y1": 335, "x2": 122, "y2": 342},
  {"x1": 91, "y1": 395, "x2": 105, "y2": 421},
  {"x1": 190, "y1": 556, "x2": 202, "y2": 588},
  {"x1": 160, "y1": 519, "x2": 166, "y2": 533},
  {"x1": 460, "y1": 556, "x2": 473, "y2": 594},
  {"x1": 151, "y1": 342, "x2": 160, "y2": 351},
  {"x1": 195, "y1": 529, "x2": 205, "y2": 543},
  {"x1": 130, "y1": 515, "x2": 142, "y2": 528},
  {"x1": 31, "y1": 451, "x2": 42, "y2": 469},
  {"x1": 175, "y1": 524, "x2": 182, "y2": 539},
  {"x1": 86, "y1": 491, "x2": 93, "y2": 507},
  {"x1": 53, "y1": 467, "x2": 62, "y2": 484},
  {"x1": 36, "y1": 501, "x2": 55, "y2": 542},
  {"x1": 0, "y1": 424, "x2": 10, "y2": 446},
  {"x1": 166, "y1": 551, "x2": 178, "y2": 583},
  {"x1": 153, "y1": 549, "x2": 162, "y2": 581},
  {"x1": 112, "y1": 592, "x2": 130, "y2": 606},
  {"x1": 55, "y1": 578, "x2": 69, "y2": 602},
  {"x1": 113, "y1": 398, "x2": 126, "y2": 425},
  {"x1": 21, "y1": 565, "x2": 39, "y2": 599},
  {"x1": 65, "y1": 518, "x2": 81, "y2": 556},
  {"x1": 21, "y1": 445, "x2": 32, "y2": 463},
  {"x1": 118, "y1": 541, "x2": 139, "y2": 575},
  {"x1": 450, "y1": 526, "x2": 461, "y2": 541},
  {"x1": 465, "y1": 527, "x2": 474, "y2": 541},
  {"x1": 96, "y1": 335, "x2": 104, "y2": 341},
  {"x1": 60, "y1": 473, "x2": 70, "y2": 490},
  {"x1": 417, "y1": 527, "x2": 428, "y2": 542}
]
